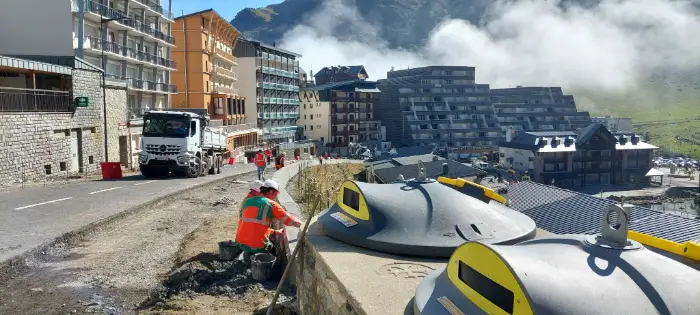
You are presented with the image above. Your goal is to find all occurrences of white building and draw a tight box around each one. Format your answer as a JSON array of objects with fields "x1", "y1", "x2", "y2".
[
  {"x1": 0, "y1": 0, "x2": 175, "y2": 116},
  {"x1": 591, "y1": 116, "x2": 634, "y2": 133},
  {"x1": 74, "y1": 0, "x2": 176, "y2": 115}
]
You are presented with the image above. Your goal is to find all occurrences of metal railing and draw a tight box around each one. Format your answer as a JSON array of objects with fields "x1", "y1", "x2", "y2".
[
  {"x1": 82, "y1": 0, "x2": 175, "y2": 44},
  {"x1": 85, "y1": 36, "x2": 176, "y2": 69},
  {"x1": 0, "y1": 87, "x2": 73, "y2": 112},
  {"x1": 135, "y1": 0, "x2": 174, "y2": 20},
  {"x1": 215, "y1": 47, "x2": 238, "y2": 64},
  {"x1": 211, "y1": 66, "x2": 236, "y2": 80}
]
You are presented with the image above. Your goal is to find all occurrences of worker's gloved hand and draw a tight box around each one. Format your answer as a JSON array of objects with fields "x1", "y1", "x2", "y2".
[
  {"x1": 271, "y1": 228, "x2": 284, "y2": 235},
  {"x1": 292, "y1": 220, "x2": 302, "y2": 228}
]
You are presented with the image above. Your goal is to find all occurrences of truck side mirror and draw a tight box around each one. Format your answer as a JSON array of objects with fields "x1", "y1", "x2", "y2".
[{"x1": 190, "y1": 121, "x2": 197, "y2": 137}]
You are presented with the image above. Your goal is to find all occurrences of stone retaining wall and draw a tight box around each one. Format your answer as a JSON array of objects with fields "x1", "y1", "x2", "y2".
[{"x1": 271, "y1": 159, "x2": 365, "y2": 314}]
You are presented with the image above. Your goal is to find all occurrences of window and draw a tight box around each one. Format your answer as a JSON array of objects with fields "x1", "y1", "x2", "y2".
[
  {"x1": 311, "y1": 125, "x2": 314, "y2": 130},
  {"x1": 458, "y1": 261, "x2": 514, "y2": 314},
  {"x1": 343, "y1": 187, "x2": 360, "y2": 210}
]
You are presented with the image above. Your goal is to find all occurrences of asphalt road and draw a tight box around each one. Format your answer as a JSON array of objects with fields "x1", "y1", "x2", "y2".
[{"x1": 0, "y1": 163, "x2": 258, "y2": 263}]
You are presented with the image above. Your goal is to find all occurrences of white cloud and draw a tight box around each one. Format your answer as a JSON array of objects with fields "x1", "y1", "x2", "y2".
[{"x1": 280, "y1": 0, "x2": 700, "y2": 107}]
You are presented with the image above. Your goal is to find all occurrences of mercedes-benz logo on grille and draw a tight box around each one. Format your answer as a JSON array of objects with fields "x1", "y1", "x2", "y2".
[{"x1": 159, "y1": 145, "x2": 167, "y2": 152}]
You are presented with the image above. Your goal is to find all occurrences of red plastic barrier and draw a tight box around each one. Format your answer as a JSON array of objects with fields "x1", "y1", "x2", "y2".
[{"x1": 100, "y1": 162, "x2": 123, "y2": 180}]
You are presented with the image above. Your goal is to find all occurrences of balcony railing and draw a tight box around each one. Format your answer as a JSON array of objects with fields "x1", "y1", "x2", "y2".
[
  {"x1": 215, "y1": 47, "x2": 238, "y2": 65},
  {"x1": 211, "y1": 66, "x2": 236, "y2": 80},
  {"x1": 212, "y1": 85, "x2": 237, "y2": 95},
  {"x1": 84, "y1": 36, "x2": 176, "y2": 69},
  {"x1": 135, "y1": 0, "x2": 174, "y2": 20},
  {"x1": 0, "y1": 87, "x2": 73, "y2": 112},
  {"x1": 81, "y1": 0, "x2": 175, "y2": 44}
]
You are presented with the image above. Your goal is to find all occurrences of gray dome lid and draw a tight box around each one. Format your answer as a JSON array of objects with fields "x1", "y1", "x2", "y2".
[
  {"x1": 318, "y1": 180, "x2": 537, "y2": 258},
  {"x1": 414, "y1": 205, "x2": 700, "y2": 315}
]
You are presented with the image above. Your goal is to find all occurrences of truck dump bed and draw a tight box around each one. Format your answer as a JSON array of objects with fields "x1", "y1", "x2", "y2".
[{"x1": 203, "y1": 127, "x2": 227, "y2": 152}]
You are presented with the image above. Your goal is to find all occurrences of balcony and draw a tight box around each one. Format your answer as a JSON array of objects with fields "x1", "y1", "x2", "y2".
[
  {"x1": 211, "y1": 66, "x2": 237, "y2": 80},
  {"x1": 215, "y1": 47, "x2": 238, "y2": 65},
  {"x1": 132, "y1": 0, "x2": 174, "y2": 20},
  {"x1": 83, "y1": 36, "x2": 176, "y2": 70},
  {"x1": 212, "y1": 85, "x2": 238, "y2": 96},
  {"x1": 79, "y1": 0, "x2": 175, "y2": 45},
  {"x1": 0, "y1": 87, "x2": 72, "y2": 112}
]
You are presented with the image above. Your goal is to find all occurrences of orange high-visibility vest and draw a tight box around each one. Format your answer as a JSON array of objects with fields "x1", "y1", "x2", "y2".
[
  {"x1": 255, "y1": 153, "x2": 266, "y2": 167},
  {"x1": 235, "y1": 196, "x2": 297, "y2": 252}
]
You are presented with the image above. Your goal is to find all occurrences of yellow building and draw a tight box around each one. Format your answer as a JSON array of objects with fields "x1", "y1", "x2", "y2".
[
  {"x1": 172, "y1": 9, "x2": 258, "y2": 158},
  {"x1": 298, "y1": 90, "x2": 331, "y2": 144}
]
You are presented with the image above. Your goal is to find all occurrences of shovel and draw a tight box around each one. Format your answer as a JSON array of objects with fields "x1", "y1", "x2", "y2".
[{"x1": 265, "y1": 197, "x2": 322, "y2": 315}]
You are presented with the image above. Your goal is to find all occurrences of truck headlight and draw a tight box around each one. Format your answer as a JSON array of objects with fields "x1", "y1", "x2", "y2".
[
  {"x1": 177, "y1": 155, "x2": 189, "y2": 163},
  {"x1": 139, "y1": 154, "x2": 148, "y2": 163}
]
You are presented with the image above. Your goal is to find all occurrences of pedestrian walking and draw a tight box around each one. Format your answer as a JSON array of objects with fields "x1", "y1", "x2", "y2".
[{"x1": 255, "y1": 149, "x2": 266, "y2": 180}]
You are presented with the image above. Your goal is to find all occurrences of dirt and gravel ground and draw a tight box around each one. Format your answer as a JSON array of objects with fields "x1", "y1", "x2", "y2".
[{"x1": 0, "y1": 170, "x2": 298, "y2": 315}]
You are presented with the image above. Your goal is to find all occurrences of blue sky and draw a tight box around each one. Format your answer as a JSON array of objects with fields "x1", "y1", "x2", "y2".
[{"x1": 171, "y1": 0, "x2": 283, "y2": 20}]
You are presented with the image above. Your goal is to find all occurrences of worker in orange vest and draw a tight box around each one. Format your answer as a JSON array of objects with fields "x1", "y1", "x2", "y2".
[
  {"x1": 235, "y1": 179, "x2": 302, "y2": 257},
  {"x1": 265, "y1": 149, "x2": 273, "y2": 165},
  {"x1": 275, "y1": 152, "x2": 286, "y2": 170},
  {"x1": 238, "y1": 180, "x2": 263, "y2": 214},
  {"x1": 254, "y1": 149, "x2": 266, "y2": 180}
]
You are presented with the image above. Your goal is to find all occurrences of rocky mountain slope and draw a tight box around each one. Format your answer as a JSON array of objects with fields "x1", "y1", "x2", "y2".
[{"x1": 231, "y1": 0, "x2": 700, "y2": 122}]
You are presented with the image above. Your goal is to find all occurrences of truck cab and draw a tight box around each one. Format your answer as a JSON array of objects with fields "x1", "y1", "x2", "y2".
[{"x1": 139, "y1": 110, "x2": 225, "y2": 178}]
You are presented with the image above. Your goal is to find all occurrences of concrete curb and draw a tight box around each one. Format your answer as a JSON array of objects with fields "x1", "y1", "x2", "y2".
[{"x1": 0, "y1": 168, "x2": 257, "y2": 280}]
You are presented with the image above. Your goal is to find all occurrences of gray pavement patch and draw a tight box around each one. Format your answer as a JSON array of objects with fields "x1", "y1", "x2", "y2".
[{"x1": 0, "y1": 169, "x2": 256, "y2": 280}]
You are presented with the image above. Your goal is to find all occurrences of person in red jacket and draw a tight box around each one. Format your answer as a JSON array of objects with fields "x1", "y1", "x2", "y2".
[
  {"x1": 254, "y1": 149, "x2": 266, "y2": 180},
  {"x1": 265, "y1": 149, "x2": 273, "y2": 165}
]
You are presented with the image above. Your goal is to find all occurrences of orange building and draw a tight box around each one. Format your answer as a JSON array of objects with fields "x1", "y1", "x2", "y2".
[{"x1": 172, "y1": 9, "x2": 258, "y2": 157}]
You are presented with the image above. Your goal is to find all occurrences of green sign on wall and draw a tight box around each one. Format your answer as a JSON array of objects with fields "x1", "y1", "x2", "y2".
[{"x1": 75, "y1": 96, "x2": 89, "y2": 107}]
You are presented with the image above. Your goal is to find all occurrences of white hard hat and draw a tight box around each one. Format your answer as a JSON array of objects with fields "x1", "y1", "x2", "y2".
[
  {"x1": 262, "y1": 179, "x2": 280, "y2": 191},
  {"x1": 249, "y1": 180, "x2": 263, "y2": 192}
]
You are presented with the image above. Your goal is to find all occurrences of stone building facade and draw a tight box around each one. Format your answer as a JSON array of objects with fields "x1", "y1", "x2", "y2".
[
  {"x1": 105, "y1": 80, "x2": 129, "y2": 164},
  {"x1": 0, "y1": 57, "x2": 106, "y2": 185}
]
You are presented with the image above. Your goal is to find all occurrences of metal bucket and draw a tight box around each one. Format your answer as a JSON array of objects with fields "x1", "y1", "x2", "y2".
[
  {"x1": 250, "y1": 253, "x2": 277, "y2": 281},
  {"x1": 218, "y1": 241, "x2": 241, "y2": 261}
]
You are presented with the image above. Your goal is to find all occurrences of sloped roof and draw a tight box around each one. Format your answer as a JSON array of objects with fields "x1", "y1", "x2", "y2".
[
  {"x1": 391, "y1": 154, "x2": 442, "y2": 166},
  {"x1": 315, "y1": 65, "x2": 367, "y2": 77},
  {"x1": 373, "y1": 160, "x2": 485, "y2": 183},
  {"x1": 300, "y1": 79, "x2": 376, "y2": 92},
  {"x1": 507, "y1": 181, "x2": 700, "y2": 243},
  {"x1": 370, "y1": 146, "x2": 437, "y2": 162}
]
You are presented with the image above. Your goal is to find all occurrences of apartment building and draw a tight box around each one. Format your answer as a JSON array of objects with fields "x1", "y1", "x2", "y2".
[
  {"x1": 499, "y1": 124, "x2": 657, "y2": 188},
  {"x1": 298, "y1": 90, "x2": 331, "y2": 144},
  {"x1": 491, "y1": 87, "x2": 592, "y2": 135},
  {"x1": 300, "y1": 80, "x2": 383, "y2": 155},
  {"x1": 73, "y1": 0, "x2": 177, "y2": 115},
  {"x1": 171, "y1": 9, "x2": 258, "y2": 157},
  {"x1": 313, "y1": 65, "x2": 368, "y2": 85},
  {"x1": 234, "y1": 40, "x2": 301, "y2": 144},
  {"x1": 377, "y1": 66, "x2": 501, "y2": 155}
]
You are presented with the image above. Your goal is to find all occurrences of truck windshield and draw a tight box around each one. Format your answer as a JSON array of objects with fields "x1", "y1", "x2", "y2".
[{"x1": 143, "y1": 116, "x2": 190, "y2": 138}]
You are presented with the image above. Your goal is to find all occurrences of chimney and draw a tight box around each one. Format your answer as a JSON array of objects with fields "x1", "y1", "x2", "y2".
[
  {"x1": 442, "y1": 163, "x2": 449, "y2": 176},
  {"x1": 273, "y1": 41, "x2": 276, "y2": 47}
]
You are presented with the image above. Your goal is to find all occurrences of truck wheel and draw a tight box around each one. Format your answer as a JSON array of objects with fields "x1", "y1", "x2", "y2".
[
  {"x1": 207, "y1": 156, "x2": 216, "y2": 175},
  {"x1": 186, "y1": 157, "x2": 201, "y2": 178},
  {"x1": 140, "y1": 166, "x2": 154, "y2": 178}
]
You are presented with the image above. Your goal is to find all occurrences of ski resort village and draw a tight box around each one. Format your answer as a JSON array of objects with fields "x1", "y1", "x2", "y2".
[{"x1": 0, "y1": 1, "x2": 699, "y2": 314}]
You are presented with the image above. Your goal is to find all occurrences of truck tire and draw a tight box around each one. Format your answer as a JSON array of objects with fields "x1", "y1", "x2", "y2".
[
  {"x1": 186, "y1": 156, "x2": 201, "y2": 178},
  {"x1": 208, "y1": 155, "x2": 216, "y2": 175},
  {"x1": 140, "y1": 166, "x2": 155, "y2": 178}
]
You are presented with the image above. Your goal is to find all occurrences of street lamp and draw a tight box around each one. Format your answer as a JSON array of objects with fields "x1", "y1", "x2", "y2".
[{"x1": 99, "y1": 15, "x2": 128, "y2": 162}]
